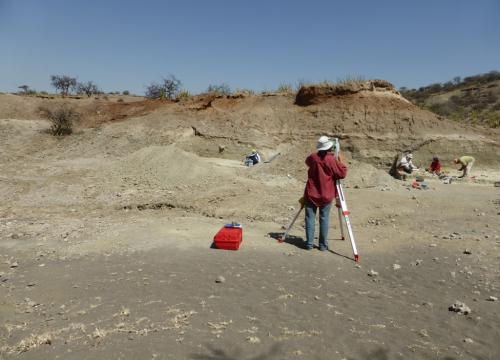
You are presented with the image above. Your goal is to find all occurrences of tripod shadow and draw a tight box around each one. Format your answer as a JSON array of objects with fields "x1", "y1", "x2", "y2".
[
  {"x1": 328, "y1": 249, "x2": 355, "y2": 261},
  {"x1": 268, "y1": 232, "x2": 307, "y2": 249},
  {"x1": 268, "y1": 232, "x2": 356, "y2": 262}
]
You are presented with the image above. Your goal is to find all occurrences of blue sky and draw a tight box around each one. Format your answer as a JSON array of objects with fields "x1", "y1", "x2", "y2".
[{"x1": 0, "y1": 0, "x2": 499, "y2": 94}]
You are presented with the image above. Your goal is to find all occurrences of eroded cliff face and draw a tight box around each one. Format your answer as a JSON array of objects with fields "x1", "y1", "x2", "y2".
[{"x1": 295, "y1": 80, "x2": 408, "y2": 106}]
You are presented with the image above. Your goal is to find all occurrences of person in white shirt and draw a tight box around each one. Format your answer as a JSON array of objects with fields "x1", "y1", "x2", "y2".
[{"x1": 396, "y1": 153, "x2": 418, "y2": 180}]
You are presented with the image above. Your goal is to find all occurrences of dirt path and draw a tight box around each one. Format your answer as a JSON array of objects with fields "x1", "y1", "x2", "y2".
[{"x1": 1, "y1": 182, "x2": 499, "y2": 359}]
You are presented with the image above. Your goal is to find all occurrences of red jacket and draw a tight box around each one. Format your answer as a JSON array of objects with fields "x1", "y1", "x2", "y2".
[
  {"x1": 430, "y1": 160, "x2": 441, "y2": 173},
  {"x1": 304, "y1": 152, "x2": 347, "y2": 207}
]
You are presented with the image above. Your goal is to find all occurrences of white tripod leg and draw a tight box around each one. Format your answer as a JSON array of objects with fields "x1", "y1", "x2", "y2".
[
  {"x1": 337, "y1": 205, "x2": 345, "y2": 240},
  {"x1": 336, "y1": 181, "x2": 360, "y2": 262},
  {"x1": 279, "y1": 205, "x2": 304, "y2": 243}
]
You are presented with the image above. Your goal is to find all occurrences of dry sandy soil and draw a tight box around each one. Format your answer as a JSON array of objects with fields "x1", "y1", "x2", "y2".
[{"x1": 1, "y1": 84, "x2": 499, "y2": 360}]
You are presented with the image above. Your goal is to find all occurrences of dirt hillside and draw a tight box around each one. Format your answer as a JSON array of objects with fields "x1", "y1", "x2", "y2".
[{"x1": 1, "y1": 83, "x2": 499, "y2": 359}]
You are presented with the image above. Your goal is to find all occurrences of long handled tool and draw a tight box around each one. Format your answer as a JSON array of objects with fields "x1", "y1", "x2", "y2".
[{"x1": 279, "y1": 204, "x2": 304, "y2": 243}]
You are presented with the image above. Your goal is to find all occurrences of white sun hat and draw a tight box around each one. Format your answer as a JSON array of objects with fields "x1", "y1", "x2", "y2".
[{"x1": 317, "y1": 136, "x2": 333, "y2": 151}]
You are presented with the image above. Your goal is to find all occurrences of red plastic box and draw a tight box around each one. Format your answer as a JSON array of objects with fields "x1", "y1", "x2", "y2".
[{"x1": 214, "y1": 227, "x2": 243, "y2": 250}]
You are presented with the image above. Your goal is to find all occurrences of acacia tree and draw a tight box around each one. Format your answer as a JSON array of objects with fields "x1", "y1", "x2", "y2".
[
  {"x1": 50, "y1": 75, "x2": 77, "y2": 96},
  {"x1": 18, "y1": 85, "x2": 30, "y2": 94},
  {"x1": 77, "y1": 81, "x2": 99, "y2": 97},
  {"x1": 145, "y1": 75, "x2": 181, "y2": 100}
]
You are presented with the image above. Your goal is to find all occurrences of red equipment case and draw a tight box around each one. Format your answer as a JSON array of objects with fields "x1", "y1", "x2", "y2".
[{"x1": 213, "y1": 226, "x2": 243, "y2": 250}]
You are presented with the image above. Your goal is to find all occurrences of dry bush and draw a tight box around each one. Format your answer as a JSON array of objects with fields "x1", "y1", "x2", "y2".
[
  {"x1": 76, "y1": 81, "x2": 99, "y2": 97},
  {"x1": 336, "y1": 74, "x2": 366, "y2": 86},
  {"x1": 276, "y1": 83, "x2": 294, "y2": 94},
  {"x1": 178, "y1": 90, "x2": 191, "y2": 100},
  {"x1": 39, "y1": 105, "x2": 79, "y2": 136},
  {"x1": 206, "y1": 83, "x2": 231, "y2": 96}
]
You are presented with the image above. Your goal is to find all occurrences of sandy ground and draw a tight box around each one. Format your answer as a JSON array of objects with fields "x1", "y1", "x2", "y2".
[{"x1": 1, "y1": 96, "x2": 500, "y2": 359}]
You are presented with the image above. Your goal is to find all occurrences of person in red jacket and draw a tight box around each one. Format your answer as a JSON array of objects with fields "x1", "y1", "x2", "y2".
[
  {"x1": 303, "y1": 136, "x2": 347, "y2": 251},
  {"x1": 427, "y1": 156, "x2": 442, "y2": 175}
]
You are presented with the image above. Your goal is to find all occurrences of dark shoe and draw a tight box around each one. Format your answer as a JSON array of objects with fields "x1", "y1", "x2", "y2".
[
  {"x1": 305, "y1": 245, "x2": 314, "y2": 250},
  {"x1": 319, "y1": 246, "x2": 328, "y2": 251}
]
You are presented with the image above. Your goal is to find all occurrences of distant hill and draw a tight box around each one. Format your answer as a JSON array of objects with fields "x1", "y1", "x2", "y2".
[{"x1": 400, "y1": 71, "x2": 500, "y2": 128}]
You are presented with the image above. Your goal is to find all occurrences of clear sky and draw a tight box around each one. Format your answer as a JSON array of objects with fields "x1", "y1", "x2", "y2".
[{"x1": 0, "y1": 0, "x2": 499, "y2": 95}]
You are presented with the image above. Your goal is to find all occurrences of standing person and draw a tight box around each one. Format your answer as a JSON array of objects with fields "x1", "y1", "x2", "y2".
[
  {"x1": 454, "y1": 156, "x2": 475, "y2": 178},
  {"x1": 303, "y1": 136, "x2": 347, "y2": 251}
]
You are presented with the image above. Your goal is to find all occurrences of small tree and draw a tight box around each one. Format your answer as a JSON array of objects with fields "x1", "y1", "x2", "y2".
[
  {"x1": 39, "y1": 105, "x2": 79, "y2": 136},
  {"x1": 122, "y1": 90, "x2": 130, "y2": 95},
  {"x1": 145, "y1": 75, "x2": 182, "y2": 100},
  {"x1": 207, "y1": 83, "x2": 231, "y2": 96},
  {"x1": 76, "y1": 81, "x2": 99, "y2": 97},
  {"x1": 50, "y1": 75, "x2": 77, "y2": 96}
]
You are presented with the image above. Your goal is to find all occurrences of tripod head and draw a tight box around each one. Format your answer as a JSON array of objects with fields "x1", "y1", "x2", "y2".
[{"x1": 332, "y1": 137, "x2": 340, "y2": 159}]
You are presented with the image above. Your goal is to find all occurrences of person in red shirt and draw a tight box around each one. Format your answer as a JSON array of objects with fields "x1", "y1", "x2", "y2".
[
  {"x1": 303, "y1": 136, "x2": 347, "y2": 251},
  {"x1": 427, "y1": 156, "x2": 442, "y2": 175}
]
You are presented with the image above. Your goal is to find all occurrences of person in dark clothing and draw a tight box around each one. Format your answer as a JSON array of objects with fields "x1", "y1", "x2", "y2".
[
  {"x1": 244, "y1": 149, "x2": 261, "y2": 166},
  {"x1": 303, "y1": 136, "x2": 347, "y2": 251}
]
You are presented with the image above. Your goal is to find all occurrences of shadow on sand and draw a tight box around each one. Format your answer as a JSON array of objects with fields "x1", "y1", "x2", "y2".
[
  {"x1": 267, "y1": 232, "x2": 306, "y2": 249},
  {"x1": 267, "y1": 232, "x2": 355, "y2": 262},
  {"x1": 191, "y1": 343, "x2": 282, "y2": 360}
]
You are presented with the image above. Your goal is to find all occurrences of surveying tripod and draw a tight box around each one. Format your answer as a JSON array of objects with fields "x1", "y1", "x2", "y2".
[{"x1": 279, "y1": 138, "x2": 360, "y2": 262}]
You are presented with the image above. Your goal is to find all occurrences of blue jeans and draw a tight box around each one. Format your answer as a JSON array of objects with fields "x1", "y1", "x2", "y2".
[{"x1": 305, "y1": 202, "x2": 332, "y2": 249}]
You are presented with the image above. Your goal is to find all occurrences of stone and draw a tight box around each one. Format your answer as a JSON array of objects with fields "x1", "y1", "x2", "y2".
[
  {"x1": 215, "y1": 276, "x2": 226, "y2": 283},
  {"x1": 392, "y1": 264, "x2": 401, "y2": 270},
  {"x1": 246, "y1": 336, "x2": 261, "y2": 344},
  {"x1": 368, "y1": 269, "x2": 379, "y2": 277},
  {"x1": 448, "y1": 301, "x2": 471, "y2": 315},
  {"x1": 486, "y1": 296, "x2": 498, "y2": 302},
  {"x1": 463, "y1": 338, "x2": 474, "y2": 344},
  {"x1": 10, "y1": 262, "x2": 18, "y2": 268},
  {"x1": 463, "y1": 249, "x2": 472, "y2": 255}
]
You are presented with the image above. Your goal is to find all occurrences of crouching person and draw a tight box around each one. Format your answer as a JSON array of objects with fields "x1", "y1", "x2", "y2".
[
  {"x1": 244, "y1": 149, "x2": 261, "y2": 166},
  {"x1": 303, "y1": 136, "x2": 347, "y2": 251},
  {"x1": 396, "y1": 152, "x2": 418, "y2": 180},
  {"x1": 454, "y1": 156, "x2": 475, "y2": 178}
]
